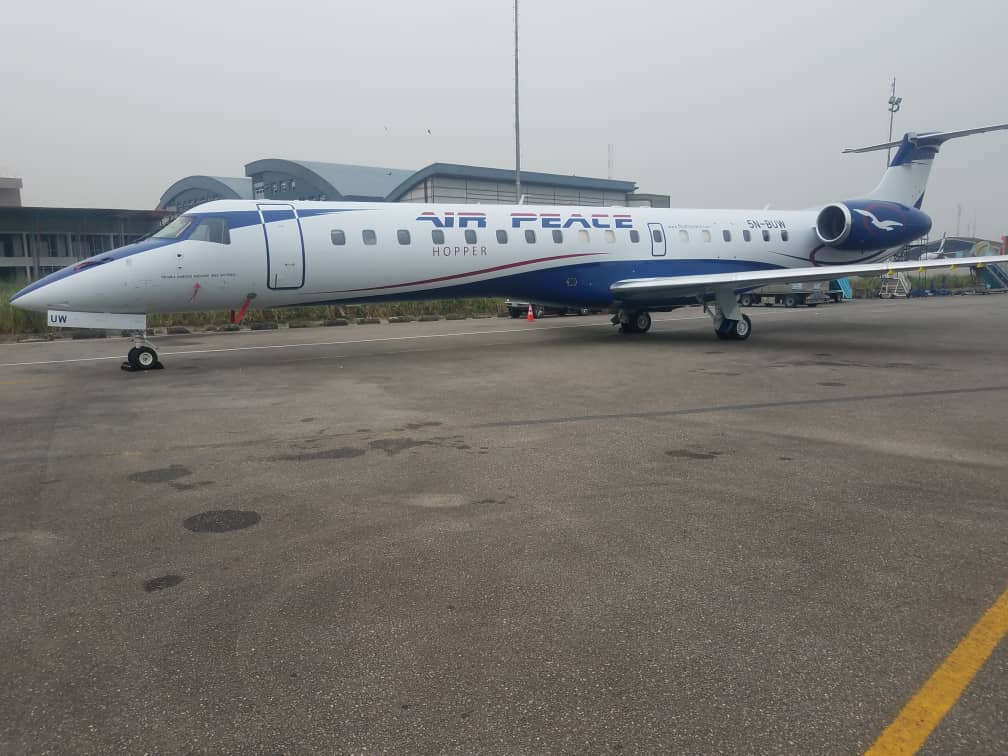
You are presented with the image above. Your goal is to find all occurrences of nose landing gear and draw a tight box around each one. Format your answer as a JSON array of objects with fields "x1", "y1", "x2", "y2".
[{"x1": 122, "y1": 334, "x2": 163, "y2": 372}]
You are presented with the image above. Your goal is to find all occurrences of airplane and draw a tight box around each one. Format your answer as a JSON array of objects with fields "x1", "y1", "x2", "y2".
[{"x1": 10, "y1": 123, "x2": 1008, "y2": 371}]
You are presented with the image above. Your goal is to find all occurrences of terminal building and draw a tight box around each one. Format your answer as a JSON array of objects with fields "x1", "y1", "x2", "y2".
[{"x1": 2, "y1": 161, "x2": 669, "y2": 283}]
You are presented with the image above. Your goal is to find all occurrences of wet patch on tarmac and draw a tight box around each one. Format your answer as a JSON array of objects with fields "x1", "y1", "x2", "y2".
[
  {"x1": 128, "y1": 464, "x2": 191, "y2": 484},
  {"x1": 369, "y1": 438, "x2": 437, "y2": 455},
  {"x1": 300, "y1": 417, "x2": 314, "y2": 423},
  {"x1": 144, "y1": 574, "x2": 183, "y2": 592},
  {"x1": 818, "y1": 381, "x2": 847, "y2": 387},
  {"x1": 405, "y1": 494, "x2": 508, "y2": 509},
  {"x1": 169, "y1": 481, "x2": 214, "y2": 491},
  {"x1": 183, "y1": 510, "x2": 260, "y2": 533},
  {"x1": 405, "y1": 421, "x2": 443, "y2": 430},
  {"x1": 666, "y1": 449, "x2": 722, "y2": 461},
  {"x1": 274, "y1": 448, "x2": 366, "y2": 461},
  {"x1": 779, "y1": 456, "x2": 794, "y2": 461}
]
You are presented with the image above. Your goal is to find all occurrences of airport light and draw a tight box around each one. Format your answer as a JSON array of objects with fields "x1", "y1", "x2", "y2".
[
  {"x1": 886, "y1": 78, "x2": 902, "y2": 167},
  {"x1": 514, "y1": 0, "x2": 521, "y2": 203}
]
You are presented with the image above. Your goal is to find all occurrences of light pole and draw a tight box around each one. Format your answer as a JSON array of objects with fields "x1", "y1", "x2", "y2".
[
  {"x1": 514, "y1": 0, "x2": 521, "y2": 203},
  {"x1": 886, "y1": 78, "x2": 902, "y2": 167}
]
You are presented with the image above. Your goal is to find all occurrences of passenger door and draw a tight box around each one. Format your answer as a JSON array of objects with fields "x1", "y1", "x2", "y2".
[
  {"x1": 648, "y1": 222, "x2": 666, "y2": 256},
  {"x1": 259, "y1": 204, "x2": 305, "y2": 289}
]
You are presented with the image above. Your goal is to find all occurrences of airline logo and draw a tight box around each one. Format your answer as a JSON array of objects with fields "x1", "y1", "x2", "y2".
[
  {"x1": 853, "y1": 208, "x2": 904, "y2": 231},
  {"x1": 417, "y1": 211, "x2": 634, "y2": 230}
]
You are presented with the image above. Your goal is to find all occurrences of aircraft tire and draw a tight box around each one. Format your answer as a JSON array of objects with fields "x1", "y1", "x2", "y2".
[
  {"x1": 735, "y1": 314, "x2": 752, "y2": 340},
  {"x1": 533, "y1": 306, "x2": 545, "y2": 319},
  {"x1": 132, "y1": 346, "x2": 159, "y2": 370},
  {"x1": 783, "y1": 295, "x2": 798, "y2": 308},
  {"x1": 633, "y1": 311, "x2": 652, "y2": 333}
]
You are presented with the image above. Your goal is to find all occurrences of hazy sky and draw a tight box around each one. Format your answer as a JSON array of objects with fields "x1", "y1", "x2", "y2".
[{"x1": 5, "y1": 0, "x2": 1006, "y2": 239}]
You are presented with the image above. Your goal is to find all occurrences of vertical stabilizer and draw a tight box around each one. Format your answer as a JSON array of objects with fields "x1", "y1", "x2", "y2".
[{"x1": 842, "y1": 124, "x2": 1008, "y2": 208}]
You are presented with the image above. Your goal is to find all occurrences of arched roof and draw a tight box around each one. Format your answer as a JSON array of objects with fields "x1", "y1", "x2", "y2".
[
  {"x1": 244, "y1": 160, "x2": 414, "y2": 201},
  {"x1": 385, "y1": 163, "x2": 636, "y2": 201},
  {"x1": 157, "y1": 176, "x2": 252, "y2": 210}
]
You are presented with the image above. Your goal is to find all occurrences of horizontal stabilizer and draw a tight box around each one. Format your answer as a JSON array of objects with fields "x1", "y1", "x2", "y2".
[
  {"x1": 843, "y1": 123, "x2": 1008, "y2": 154},
  {"x1": 610, "y1": 256, "x2": 1008, "y2": 299}
]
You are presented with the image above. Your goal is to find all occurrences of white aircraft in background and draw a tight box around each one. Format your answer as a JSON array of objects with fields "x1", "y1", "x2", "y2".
[{"x1": 10, "y1": 124, "x2": 1008, "y2": 371}]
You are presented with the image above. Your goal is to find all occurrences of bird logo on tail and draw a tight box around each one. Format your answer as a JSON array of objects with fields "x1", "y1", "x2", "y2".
[{"x1": 853, "y1": 208, "x2": 904, "y2": 231}]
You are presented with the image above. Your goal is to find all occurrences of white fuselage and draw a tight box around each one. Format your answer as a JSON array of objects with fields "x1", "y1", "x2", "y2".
[{"x1": 11, "y1": 200, "x2": 891, "y2": 316}]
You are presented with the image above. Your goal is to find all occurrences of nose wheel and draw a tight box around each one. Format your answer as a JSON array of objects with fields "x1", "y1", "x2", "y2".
[{"x1": 122, "y1": 338, "x2": 163, "y2": 372}]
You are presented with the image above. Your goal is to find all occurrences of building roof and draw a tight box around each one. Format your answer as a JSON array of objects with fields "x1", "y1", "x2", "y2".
[
  {"x1": 157, "y1": 175, "x2": 252, "y2": 209},
  {"x1": 385, "y1": 163, "x2": 637, "y2": 201},
  {"x1": 244, "y1": 160, "x2": 414, "y2": 201}
]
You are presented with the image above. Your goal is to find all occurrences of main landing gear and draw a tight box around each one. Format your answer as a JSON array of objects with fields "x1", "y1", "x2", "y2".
[
  {"x1": 121, "y1": 333, "x2": 163, "y2": 372},
  {"x1": 708, "y1": 289, "x2": 751, "y2": 341},
  {"x1": 613, "y1": 309, "x2": 652, "y2": 334}
]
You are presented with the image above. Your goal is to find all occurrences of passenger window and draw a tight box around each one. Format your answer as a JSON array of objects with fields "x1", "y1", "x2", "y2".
[
  {"x1": 552, "y1": 230, "x2": 563, "y2": 243},
  {"x1": 363, "y1": 229, "x2": 377, "y2": 245},
  {"x1": 525, "y1": 229, "x2": 536, "y2": 243},
  {"x1": 743, "y1": 229, "x2": 752, "y2": 242},
  {"x1": 652, "y1": 228, "x2": 663, "y2": 243},
  {"x1": 189, "y1": 217, "x2": 230, "y2": 244},
  {"x1": 762, "y1": 230, "x2": 770, "y2": 242},
  {"x1": 629, "y1": 229, "x2": 640, "y2": 243},
  {"x1": 679, "y1": 230, "x2": 690, "y2": 243},
  {"x1": 432, "y1": 229, "x2": 445, "y2": 244},
  {"x1": 331, "y1": 229, "x2": 346, "y2": 246},
  {"x1": 397, "y1": 229, "x2": 410, "y2": 245},
  {"x1": 496, "y1": 229, "x2": 508, "y2": 244},
  {"x1": 781, "y1": 230, "x2": 789, "y2": 242},
  {"x1": 465, "y1": 229, "x2": 477, "y2": 244},
  {"x1": 579, "y1": 230, "x2": 591, "y2": 244},
  {"x1": 605, "y1": 230, "x2": 616, "y2": 243},
  {"x1": 722, "y1": 230, "x2": 732, "y2": 242},
  {"x1": 701, "y1": 230, "x2": 712, "y2": 243}
]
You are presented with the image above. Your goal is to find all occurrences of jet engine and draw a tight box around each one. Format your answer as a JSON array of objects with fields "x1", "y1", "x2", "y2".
[{"x1": 815, "y1": 200, "x2": 931, "y2": 251}]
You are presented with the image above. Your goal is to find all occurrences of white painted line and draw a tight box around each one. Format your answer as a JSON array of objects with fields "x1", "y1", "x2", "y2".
[{"x1": 0, "y1": 315, "x2": 713, "y2": 367}]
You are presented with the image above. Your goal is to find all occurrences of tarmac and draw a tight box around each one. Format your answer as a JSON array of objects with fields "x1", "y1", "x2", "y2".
[{"x1": 1, "y1": 296, "x2": 1006, "y2": 754}]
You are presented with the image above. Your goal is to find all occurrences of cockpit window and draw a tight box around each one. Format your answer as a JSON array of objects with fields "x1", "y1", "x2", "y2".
[
  {"x1": 154, "y1": 215, "x2": 196, "y2": 239},
  {"x1": 189, "y1": 217, "x2": 231, "y2": 244}
]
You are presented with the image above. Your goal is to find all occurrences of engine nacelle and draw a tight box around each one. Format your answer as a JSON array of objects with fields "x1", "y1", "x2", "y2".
[{"x1": 815, "y1": 200, "x2": 931, "y2": 251}]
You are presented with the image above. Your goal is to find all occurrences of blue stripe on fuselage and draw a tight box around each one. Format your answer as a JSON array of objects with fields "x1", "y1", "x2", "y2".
[{"x1": 293, "y1": 258, "x2": 785, "y2": 309}]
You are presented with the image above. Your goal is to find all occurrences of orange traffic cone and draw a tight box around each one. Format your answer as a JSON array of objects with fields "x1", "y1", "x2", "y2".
[{"x1": 527, "y1": 304, "x2": 535, "y2": 321}]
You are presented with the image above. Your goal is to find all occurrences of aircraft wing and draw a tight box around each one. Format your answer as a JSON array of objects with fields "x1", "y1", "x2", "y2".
[{"x1": 610, "y1": 255, "x2": 1008, "y2": 300}]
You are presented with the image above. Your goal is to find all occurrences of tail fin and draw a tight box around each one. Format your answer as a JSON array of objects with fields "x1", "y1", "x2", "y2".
[{"x1": 843, "y1": 123, "x2": 1008, "y2": 208}]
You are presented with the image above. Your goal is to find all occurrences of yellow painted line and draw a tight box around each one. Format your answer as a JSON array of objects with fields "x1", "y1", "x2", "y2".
[{"x1": 865, "y1": 582, "x2": 1008, "y2": 755}]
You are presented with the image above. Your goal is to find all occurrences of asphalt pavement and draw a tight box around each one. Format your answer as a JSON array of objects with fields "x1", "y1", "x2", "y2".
[{"x1": 1, "y1": 297, "x2": 1006, "y2": 754}]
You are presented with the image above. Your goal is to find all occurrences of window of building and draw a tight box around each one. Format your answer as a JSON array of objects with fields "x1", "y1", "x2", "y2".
[
  {"x1": 679, "y1": 230, "x2": 690, "y2": 243},
  {"x1": 397, "y1": 229, "x2": 411, "y2": 245},
  {"x1": 465, "y1": 229, "x2": 477, "y2": 244},
  {"x1": 722, "y1": 230, "x2": 732, "y2": 242},
  {"x1": 605, "y1": 230, "x2": 616, "y2": 243},
  {"x1": 281, "y1": 181, "x2": 288, "y2": 192},
  {"x1": 525, "y1": 229, "x2": 536, "y2": 243},
  {"x1": 629, "y1": 229, "x2": 640, "y2": 243},
  {"x1": 652, "y1": 228, "x2": 664, "y2": 243},
  {"x1": 271, "y1": 183, "x2": 278, "y2": 193},
  {"x1": 781, "y1": 230, "x2": 789, "y2": 242},
  {"x1": 552, "y1": 230, "x2": 563, "y2": 243},
  {"x1": 496, "y1": 229, "x2": 508, "y2": 244},
  {"x1": 432, "y1": 229, "x2": 445, "y2": 244},
  {"x1": 743, "y1": 229, "x2": 752, "y2": 242},
  {"x1": 290, "y1": 179, "x2": 297, "y2": 189},
  {"x1": 579, "y1": 230, "x2": 591, "y2": 244},
  {"x1": 762, "y1": 230, "x2": 770, "y2": 242},
  {"x1": 363, "y1": 229, "x2": 377, "y2": 245},
  {"x1": 331, "y1": 229, "x2": 346, "y2": 245},
  {"x1": 188, "y1": 217, "x2": 230, "y2": 244},
  {"x1": 701, "y1": 229, "x2": 712, "y2": 243},
  {"x1": 319, "y1": 194, "x2": 327, "y2": 201}
]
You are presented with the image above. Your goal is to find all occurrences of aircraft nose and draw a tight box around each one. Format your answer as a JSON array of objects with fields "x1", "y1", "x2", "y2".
[{"x1": 9, "y1": 282, "x2": 47, "y2": 313}]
